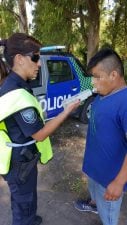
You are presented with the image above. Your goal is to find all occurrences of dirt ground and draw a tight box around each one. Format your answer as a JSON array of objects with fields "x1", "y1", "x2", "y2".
[
  {"x1": 48, "y1": 117, "x2": 88, "y2": 197},
  {"x1": 0, "y1": 117, "x2": 127, "y2": 225}
]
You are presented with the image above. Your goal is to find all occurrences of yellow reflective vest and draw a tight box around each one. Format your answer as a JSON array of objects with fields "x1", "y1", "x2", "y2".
[{"x1": 0, "y1": 89, "x2": 53, "y2": 174}]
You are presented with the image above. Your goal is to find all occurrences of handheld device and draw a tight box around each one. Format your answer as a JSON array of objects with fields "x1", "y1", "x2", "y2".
[{"x1": 62, "y1": 89, "x2": 93, "y2": 109}]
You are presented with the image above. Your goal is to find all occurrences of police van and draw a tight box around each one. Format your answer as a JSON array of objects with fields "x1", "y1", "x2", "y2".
[{"x1": 30, "y1": 46, "x2": 94, "y2": 123}]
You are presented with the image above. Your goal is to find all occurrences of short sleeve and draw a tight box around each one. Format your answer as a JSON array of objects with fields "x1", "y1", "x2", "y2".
[{"x1": 13, "y1": 107, "x2": 44, "y2": 137}]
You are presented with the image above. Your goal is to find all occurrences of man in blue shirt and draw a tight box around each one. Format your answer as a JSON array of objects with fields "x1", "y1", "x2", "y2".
[{"x1": 76, "y1": 48, "x2": 127, "y2": 225}]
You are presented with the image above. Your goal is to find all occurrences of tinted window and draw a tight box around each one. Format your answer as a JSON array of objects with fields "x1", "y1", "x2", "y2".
[{"x1": 47, "y1": 60, "x2": 73, "y2": 84}]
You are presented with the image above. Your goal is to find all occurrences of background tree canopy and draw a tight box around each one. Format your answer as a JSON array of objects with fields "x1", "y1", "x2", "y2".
[{"x1": 0, "y1": 0, "x2": 127, "y2": 66}]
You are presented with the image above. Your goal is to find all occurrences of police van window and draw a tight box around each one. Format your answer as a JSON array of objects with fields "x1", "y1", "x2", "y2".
[{"x1": 47, "y1": 60, "x2": 74, "y2": 84}]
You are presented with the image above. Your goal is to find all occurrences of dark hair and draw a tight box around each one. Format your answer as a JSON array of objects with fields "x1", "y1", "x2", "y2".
[
  {"x1": 0, "y1": 58, "x2": 8, "y2": 84},
  {"x1": 87, "y1": 48, "x2": 124, "y2": 77},
  {"x1": 0, "y1": 33, "x2": 41, "y2": 67}
]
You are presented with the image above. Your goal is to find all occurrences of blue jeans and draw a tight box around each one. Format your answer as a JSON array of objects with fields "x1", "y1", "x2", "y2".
[{"x1": 88, "y1": 177, "x2": 123, "y2": 225}]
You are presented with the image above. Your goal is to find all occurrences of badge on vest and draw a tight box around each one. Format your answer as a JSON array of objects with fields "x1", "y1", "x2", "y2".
[{"x1": 21, "y1": 109, "x2": 37, "y2": 124}]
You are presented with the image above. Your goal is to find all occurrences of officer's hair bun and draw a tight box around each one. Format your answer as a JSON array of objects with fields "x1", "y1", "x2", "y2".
[{"x1": 0, "y1": 39, "x2": 7, "y2": 47}]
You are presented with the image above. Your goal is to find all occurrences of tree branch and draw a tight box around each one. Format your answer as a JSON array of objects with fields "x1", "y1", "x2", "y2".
[{"x1": 1, "y1": 3, "x2": 22, "y2": 23}]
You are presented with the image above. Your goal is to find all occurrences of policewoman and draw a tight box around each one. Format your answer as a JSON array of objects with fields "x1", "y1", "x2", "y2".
[{"x1": 0, "y1": 33, "x2": 80, "y2": 225}]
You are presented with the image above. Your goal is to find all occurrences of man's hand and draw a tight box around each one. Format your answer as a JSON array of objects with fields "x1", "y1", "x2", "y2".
[
  {"x1": 104, "y1": 179, "x2": 123, "y2": 201},
  {"x1": 104, "y1": 155, "x2": 127, "y2": 201}
]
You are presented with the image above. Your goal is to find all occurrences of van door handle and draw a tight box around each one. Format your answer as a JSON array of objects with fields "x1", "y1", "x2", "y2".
[{"x1": 71, "y1": 87, "x2": 78, "y2": 91}]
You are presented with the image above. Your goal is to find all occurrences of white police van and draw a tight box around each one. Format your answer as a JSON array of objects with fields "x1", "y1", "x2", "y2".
[{"x1": 29, "y1": 46, "x2": 94, "y2": 123}]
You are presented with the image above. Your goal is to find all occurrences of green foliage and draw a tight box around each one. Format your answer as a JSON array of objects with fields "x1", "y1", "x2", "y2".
[
  {"x1": 0, "y1": 4, "x2": 19, "y2": 38},
  {"x1": 100, "y1": 0, "x2": 127, "y2": 58},
  {"x1": 32, "y1": 0, "x2": 78, "y2": 47},
  {"x1": 0, "y1": 0, "x2": 29, "y2": 37},
  {"x1": 1, "y1": 0, "x2": 127, "y2": 62},
  {"x1": 32, "y1": 0, "x2": 102, "y2": 62}
]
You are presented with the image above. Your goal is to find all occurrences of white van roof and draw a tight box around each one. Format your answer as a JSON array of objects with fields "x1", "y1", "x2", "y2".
[{"x1": 40, "y1": 46, "x2": 66, "y2": 52}]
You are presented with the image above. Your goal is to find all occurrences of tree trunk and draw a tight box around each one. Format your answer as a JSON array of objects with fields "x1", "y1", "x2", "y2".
[
  {"x1": 86, "y1": 0, "x2": 100, "y2": 64},
  {"x1": 87, "y1": 21, "x2": 100, "y2": 63},
  {"x1": 17, "y1": 0, "x2": 28, "y2": 33}
]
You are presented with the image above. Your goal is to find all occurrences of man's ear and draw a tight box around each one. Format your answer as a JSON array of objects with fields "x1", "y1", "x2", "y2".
[{"x1": 110, "y1": 70, "x2": 118, "y2": 81}]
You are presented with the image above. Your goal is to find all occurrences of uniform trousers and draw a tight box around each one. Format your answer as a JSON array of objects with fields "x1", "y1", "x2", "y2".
[{"x1": 3, "y1": 160, "x2": 38, "y2": 225}]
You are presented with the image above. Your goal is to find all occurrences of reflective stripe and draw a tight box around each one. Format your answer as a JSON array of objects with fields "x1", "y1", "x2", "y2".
[{"x1": 6, "y1": 140, "x2": 36, "y2": 148}]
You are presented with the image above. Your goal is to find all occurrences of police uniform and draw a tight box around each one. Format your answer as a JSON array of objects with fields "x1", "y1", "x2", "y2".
[{"x1": 0, "y1": 71, "x2": 44, "y2": 225}]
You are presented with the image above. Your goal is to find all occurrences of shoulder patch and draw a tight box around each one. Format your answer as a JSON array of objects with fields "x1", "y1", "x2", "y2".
[{"x1": 20, "y1": 109, "x2": 37, "y2": 124}]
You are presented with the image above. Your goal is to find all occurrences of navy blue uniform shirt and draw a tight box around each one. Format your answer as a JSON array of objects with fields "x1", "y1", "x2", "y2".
[{"x1": 0, "y1": 71, "x2": 44, "y2": 161}]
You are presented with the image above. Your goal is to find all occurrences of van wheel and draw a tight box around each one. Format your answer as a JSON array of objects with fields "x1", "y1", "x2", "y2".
[{"x1": 79, "y1": 96, "x2": 95, "y2": 124}]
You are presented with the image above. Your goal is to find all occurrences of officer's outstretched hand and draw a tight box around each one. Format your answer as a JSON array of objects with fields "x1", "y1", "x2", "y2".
[
  {"x1": 32, "y1": 100, "x2": 80, "y2": 142},
  {"x1": 64, "y1": 99, "x2": 80, "y2": 115}
]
